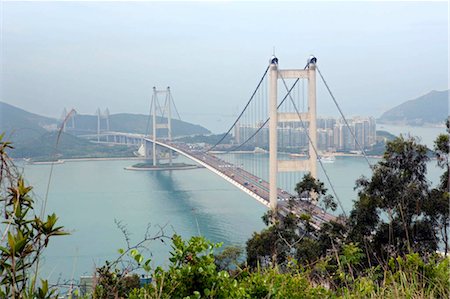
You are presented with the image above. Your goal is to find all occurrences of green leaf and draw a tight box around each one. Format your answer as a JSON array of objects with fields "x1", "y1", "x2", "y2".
[
  {"x1": 130, "y1": 248, "x2": 139, "y2": 258},
  {"x1": 0, "y1": 246, "x2": 10, "y2": 255},
  {"x1": 135, "y1": 254, "x2": 144, "y2": 264}
]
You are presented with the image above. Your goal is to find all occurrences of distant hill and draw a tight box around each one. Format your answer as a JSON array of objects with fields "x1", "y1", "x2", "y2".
[
  {"x1": 9, "y1": 131, "x2": 134, "y2": 159},
  {"x1": 0, "y1": 102, "x2": 58, "y2": 144},
  {"x1": 68, "y1": 113, "x2": 210, "y2": 137},
  {"x1": 0, "y1": 102, "x2": 211, "y2": 158},
  {"x1": 378, "y1": 90, "x2": 449, "y2": 125}
]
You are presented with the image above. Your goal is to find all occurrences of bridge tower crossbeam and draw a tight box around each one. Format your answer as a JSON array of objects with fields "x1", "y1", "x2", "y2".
[
  {"x1": 150, "y1": 86, "x2": 173, "y2": 166},
  {"x1": 268, "y1": 56, "x2": 317, "y2": 210}
]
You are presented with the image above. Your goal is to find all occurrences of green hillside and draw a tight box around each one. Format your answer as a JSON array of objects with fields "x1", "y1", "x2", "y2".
[
  {"x1": 68, "y1": 113, "x2": 210, "y2": 136},
  {"x1": 9, "y1": 131, "x2": 134, "y2": 160},
  {"x1": 0, "y1": 101, "x2": 58, "y2": 144},
  {"x1": 378, "y1": 90, "x2": 449, "y2": 125},
  {"x1": 0, "y1": 102, "x2": 210, "y2": 159}
]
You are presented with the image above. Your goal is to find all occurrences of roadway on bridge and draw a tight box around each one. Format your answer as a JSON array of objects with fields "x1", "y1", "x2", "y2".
[{"x1": 160, "y1": 140, "x2": 336, "y2": 227}]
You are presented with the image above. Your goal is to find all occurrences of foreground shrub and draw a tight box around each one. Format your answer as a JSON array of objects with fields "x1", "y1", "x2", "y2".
[{"x1": 126, "y1": 236, "x2": 449, "y2": 299}]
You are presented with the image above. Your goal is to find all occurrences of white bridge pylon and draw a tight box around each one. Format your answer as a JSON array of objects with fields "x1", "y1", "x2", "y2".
[
  {"x1": 268, "y1": 56, "x2": 317, "y2": 211},
  {"x1": 147, "y1": 86, "x2": 174, "y2": 166}
]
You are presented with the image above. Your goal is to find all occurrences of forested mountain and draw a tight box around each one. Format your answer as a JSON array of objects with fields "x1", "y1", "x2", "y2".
[
  {"x1": 378, "y1": 90, "x2": 448, "y2": 125},
  {"x1": 70, "y1": 113, "x2": 210, "y2": 136},
  {"x1": 0, "y1": 102, "x2": 58, "y2": 144},
  {"x1": 0, "y1": 102, "x2": 210, "y2": 158}
]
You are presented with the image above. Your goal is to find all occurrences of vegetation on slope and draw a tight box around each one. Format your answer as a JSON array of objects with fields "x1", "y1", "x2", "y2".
[
  {"x1": 0, "y1": 102, "x2": 210, "y2": 159},
  {"x1": 8, "y1": 131, "x2": 135, "y2": 160},
  {"x1": 0, "y1": 134, "x2": 67, "y2": 298},
  {"x1": 378, "y1": 90, "x2": 449, "y2": 125},
  {"x1": 68, "y1": 113, "x2": 210, "y2": 137},
  {"x1": 0, "y1": 101, "x2": 57, "y2": 144}
]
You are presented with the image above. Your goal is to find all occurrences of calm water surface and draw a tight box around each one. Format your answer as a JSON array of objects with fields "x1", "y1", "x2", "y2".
[{"x1": 20, "y1": 125, "x2": 445, "y2": 281}]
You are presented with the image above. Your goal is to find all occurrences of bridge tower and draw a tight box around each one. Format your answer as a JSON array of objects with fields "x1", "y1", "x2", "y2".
[
  {"x1": 96, "y1": 108, "x2": 111, "y2": 142},
  {"x1": 151, "y1": 87, "x2": 173, "y2": 166},
  {"x1": 60, "y1": 108, "x2": 76, "y2": 131},
  {"x1": 268, "y1": 56, "x2": 317, "y2": 210}
]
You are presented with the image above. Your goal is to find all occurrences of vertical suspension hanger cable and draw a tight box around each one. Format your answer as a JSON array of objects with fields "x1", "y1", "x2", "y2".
[
  {"x1": 225, "y1": 79, "x2": 300, "y2": 153},
  {"x1": 316, "y1": 65, "x2": 372, "y2": 168},
  {"x1": 207, "y1": 64, "x2": 271, "y2": 152},
  {"x1": 278, "y1": 69, "x2": 347, "y2": 217}
]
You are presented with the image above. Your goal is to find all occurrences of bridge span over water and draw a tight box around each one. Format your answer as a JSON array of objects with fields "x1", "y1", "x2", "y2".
[
  {"x1": 82, "y1": 130, "x2": 336, "y2": 228},
  {"x1": 75, "y1": 55, "x2": 363, "y2": 229},
  {"x1": 142, "y1": 137, "x2": 336, "y2": 229}
]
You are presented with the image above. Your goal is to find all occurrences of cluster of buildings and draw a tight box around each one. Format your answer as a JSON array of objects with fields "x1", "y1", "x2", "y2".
[{"x1": 234, "y1": 117, "x2": 377, "y2": 152}]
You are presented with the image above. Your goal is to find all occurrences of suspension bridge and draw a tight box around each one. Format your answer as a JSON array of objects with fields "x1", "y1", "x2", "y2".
[{"x1": 74, "y1": 55, "x2": 372, "y2": 229}]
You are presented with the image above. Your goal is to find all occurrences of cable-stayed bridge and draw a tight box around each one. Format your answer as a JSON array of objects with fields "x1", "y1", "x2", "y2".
[{"x1": 77, "y1": 55, "x2": 372, "y2": 229}]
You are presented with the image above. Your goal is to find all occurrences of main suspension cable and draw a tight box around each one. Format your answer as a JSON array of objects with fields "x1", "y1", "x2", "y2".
[
  {"x1": 316, "y1": 66, "x2": 372, "y2": 168},
  {"x1": 278, "y1": 69, "x2": 347, "y2": 217},
  {"x1": 171, "y1": 93, "x2": 182, "y2": 120},
  {"x1": 225, "y1": 78, "x2": 300, "y2": 153},
  {"x1": 207, "y1": 64, "x2": 270, "y2": 152},
  {"x1": 225, "y1": 61, "x2": 312, "y2": 154}
]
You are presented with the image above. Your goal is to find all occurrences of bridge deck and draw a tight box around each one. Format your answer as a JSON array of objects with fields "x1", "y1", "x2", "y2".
[
  {"x1": 158, "y1": 140, "x2": 336, "y2": 228},
  {"x1": 93, "y1": 133, "x2": 338, "y2": 228}
]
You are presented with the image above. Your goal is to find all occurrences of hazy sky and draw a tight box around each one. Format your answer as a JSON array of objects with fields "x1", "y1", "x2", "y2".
[{"x1": 2, "y1": 1, "x2": 448, "y2": 133}]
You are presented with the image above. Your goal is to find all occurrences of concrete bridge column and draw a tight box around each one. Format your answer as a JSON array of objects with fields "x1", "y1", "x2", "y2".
[{"x1": 269, "y1": 57, "x2": 278, "y2": 211}]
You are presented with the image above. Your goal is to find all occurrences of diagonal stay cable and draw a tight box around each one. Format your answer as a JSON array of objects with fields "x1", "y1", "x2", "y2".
[
  {"x1": 207, "y1": 64, "x2": 270, "y2": 152},
  {"x1": 278, "y1": 69, "x2": 347, "y2": 217},
  {"x1": 316, "y1": 65, "x2": 372, "y2": 168},
  {"x1": 225, "y1": 78, "x2": 300, "y2": 153},
  {"x1": 171, "y1": 93, "x2": 182, "y2": 120}
]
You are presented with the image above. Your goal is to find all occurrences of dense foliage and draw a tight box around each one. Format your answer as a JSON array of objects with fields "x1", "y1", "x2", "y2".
[
  {"x1": 125, "y1": 235, "x2": 449, "y2": 299},
  {"x1": 0, "y1": 134, "x2": 67, "y2": 298}
]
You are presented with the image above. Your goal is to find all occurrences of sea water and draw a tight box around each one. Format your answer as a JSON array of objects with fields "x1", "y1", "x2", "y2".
[{"x1": 19, "y1": 125, "x2": 445, "y2": 281}]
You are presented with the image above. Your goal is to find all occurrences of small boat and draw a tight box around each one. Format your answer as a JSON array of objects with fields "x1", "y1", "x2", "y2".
[
  {"x1": 318, "y1": 155, "x2": 336, "y2": 163},
  {"x1": 253, "y1": 147, "x2": 268, "y2": 154}
]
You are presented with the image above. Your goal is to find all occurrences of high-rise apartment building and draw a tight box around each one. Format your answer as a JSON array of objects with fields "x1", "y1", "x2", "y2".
[{"x1": 234, "y1": 116, "x2": 376, "y2": 152}]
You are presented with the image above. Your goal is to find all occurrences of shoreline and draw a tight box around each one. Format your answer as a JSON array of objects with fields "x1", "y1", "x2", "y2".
[
  {"x1": 377, "y1": 122, "x2": 446, "y2": 129},
  {"x1": 20, "y1": 156, "x2": 144, "y2": 164},
  {"x1": 62, "y1": 156, "x2": 142, "y2": 162},
  {"x1": 124, "y1": 165, "x2": 203, "y2": 171},
  {"x1": 20, "y1": 152, "x2": 387, "y2": 165}
]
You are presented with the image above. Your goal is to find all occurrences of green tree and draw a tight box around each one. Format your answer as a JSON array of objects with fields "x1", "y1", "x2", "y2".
[
  {"x1": 426, "y1": 118, "x2": 450, "y2": 255},
  {"x1": 214, "y1": 245, "x2": 243, "y2": 272},
  {"x1": 246, "y1": 174, "x2": 339, "y2": 269},
  {"x1": 0, "y1": 134, "x2": 67, "y2": 298},
  {"x1": 349, "y1": 136, "x2": 440, "y2": 262},
  {"x1": 434, "y1": 119, "x2": 449, "y2": 190},
  {"x1": 137, "y1": 235, "x2": 244, "y2": 298}
]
